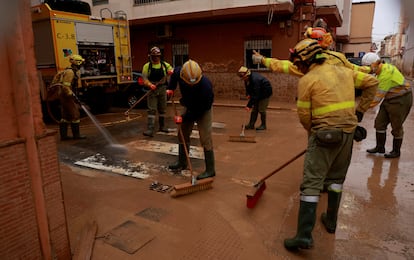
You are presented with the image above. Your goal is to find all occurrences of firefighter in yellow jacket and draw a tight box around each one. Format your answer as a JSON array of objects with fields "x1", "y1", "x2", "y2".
[
  {"x1": 59, "y1": 54, "x2": 86, "y2": 140},
  {"x1": 282, "y1": 39, "x2": 378, "y2": 251},
  {"x1": 362, "y1": 52, "x2": 412, "y2": 158}
]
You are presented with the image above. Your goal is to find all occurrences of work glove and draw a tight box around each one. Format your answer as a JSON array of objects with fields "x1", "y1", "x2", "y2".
[
  {"x1": 252, "y1": 50, "x2": 264, "y2": 65},
  {"x1": 355, "y1": 110, "x2": 363, "y2": 122},
  {"x1": 149, "y1": 84, "x2": 156, "y2": 90},
  {"x1": 166, "y1": 89, "x2": 174, "y2": 100},
  {"x1": 245, "y1": 106, "x2": 251, "y2": 112},
  {"x1": 174, "y1": 115, "x2": 182, "y2": 124},
  {"x1": 167, "y1": 69, "x2": 174, "y2": 76},
  {"x1": 353, "y1": 125, "x2": 367, "y2": 142}
]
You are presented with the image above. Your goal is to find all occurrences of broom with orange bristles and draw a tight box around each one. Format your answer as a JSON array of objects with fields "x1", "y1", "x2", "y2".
[{"x1": 169, "y1": 96, "x2": 213, "y2": 197}]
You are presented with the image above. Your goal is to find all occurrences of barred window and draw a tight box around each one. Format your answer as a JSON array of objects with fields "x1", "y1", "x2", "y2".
[
  {"x1": 92, "y1": 0, "x2": 108, "y2": 6},
  {"x1": 172, "y1": 43, "x2": 189, "y2": 67},
  {"x1": 244, "y1": 39, "x2": 272, "y2": 70}
]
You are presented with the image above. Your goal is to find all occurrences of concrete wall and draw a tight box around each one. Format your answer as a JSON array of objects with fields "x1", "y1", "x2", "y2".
[{"x1": 0, "y1": 1, "x2": 70, "y2": 259}]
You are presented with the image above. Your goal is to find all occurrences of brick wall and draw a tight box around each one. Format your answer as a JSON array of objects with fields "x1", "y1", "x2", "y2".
[
  {"x1": 205, "y1": 72, "x2": 299, "y2": 103},
  {"x1": 38, "y1": 132, "x2": 71, "y2": 259},
  {"x1": 0, "y1": 141, "x2": 42, "y2": 259},
  {"x1": 0, "y1": 132, "x2": 71, "y2": 260}
]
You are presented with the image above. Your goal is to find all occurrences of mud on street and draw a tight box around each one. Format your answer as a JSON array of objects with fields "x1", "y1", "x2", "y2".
[{"x1": 54, "y1": 100, "x2": 414, "y2": 259}]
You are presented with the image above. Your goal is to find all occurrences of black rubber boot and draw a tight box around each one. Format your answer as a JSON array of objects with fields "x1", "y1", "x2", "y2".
[
  {"x1": 196, "y1": 150, "x2": 216, "y2": 180},
  {"x1": 71, "y1": 123, "x2": 86, "y2": 139},
  {"x1": 367, "y1": 132, "x2": 386, "y2": 153},
  {"x1": 245, "y1": 111, "x2": 258, "y2": 129},
  {"x1": 321, "y1": 189, "x2": 342, "y2": 233},
  {"x1": 168, "y1": 144, "x2": 188, "y2": 171},
  {"x1": 143, "y1": 116, "x2": 155, "y2": 137},
  {"x1": 158, "y1": 116, "x2": 169, "y2": 133},
  {"x1": 284, "y1": 200, "x2": 318, "y2": 251},
  {"x1": 59, "y1": 122, "x2": 70, "y2": 141},
  {"x1": 384, "y1": 138, "x2": 402, "y2": 158},
  {"x1": 256, "y1": 112, "x2": 266, "y2": 130}
]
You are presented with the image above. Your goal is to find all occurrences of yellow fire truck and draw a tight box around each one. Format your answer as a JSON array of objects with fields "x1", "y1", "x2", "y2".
[{"x1": 31, "y1": 3, "x2": 136, "y2": 117}]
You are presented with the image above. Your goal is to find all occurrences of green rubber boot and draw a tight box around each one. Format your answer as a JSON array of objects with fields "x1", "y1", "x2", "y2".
[
  {"x1": 196, "y1": 150, "x2": 216, "y2": 180},
  {"x1": 284, "y1": 199, "x2": 318, "y2": 251},
  {"x1": 321, "y1": 186, "x2": 342, "y2": 233}
]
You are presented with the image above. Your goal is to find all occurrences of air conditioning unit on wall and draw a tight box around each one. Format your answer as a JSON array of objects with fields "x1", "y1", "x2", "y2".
[{"x1": 156, "y1": 24, "x2": 172, "y2": 38}]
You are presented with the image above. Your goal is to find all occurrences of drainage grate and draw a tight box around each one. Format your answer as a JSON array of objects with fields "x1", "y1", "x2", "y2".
[{"x1": 136, "y1": 207, "x2": 168, "y2": 222}]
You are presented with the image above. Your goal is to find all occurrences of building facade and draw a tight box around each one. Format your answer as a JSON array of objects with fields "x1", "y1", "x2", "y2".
[{"x1": 81, "y1": 0, "x2": 346, "y2": 102}]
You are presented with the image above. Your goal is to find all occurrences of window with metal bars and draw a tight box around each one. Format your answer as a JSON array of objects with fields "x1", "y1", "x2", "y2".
[
  {"x1": 172, "y1": 43, "x2": 189, "y2": 67},
  {"x1": 244, "y1": 39, "x2": 272, "y2": 70}
]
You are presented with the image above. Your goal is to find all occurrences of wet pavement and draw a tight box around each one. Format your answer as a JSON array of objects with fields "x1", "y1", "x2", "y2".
[{"x1": 55, "y1": 98, "x2": 414, "y2": 259}]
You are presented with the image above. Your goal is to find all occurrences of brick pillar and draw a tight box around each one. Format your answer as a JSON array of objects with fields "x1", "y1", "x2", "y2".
[{"x1": 0, "y1": 1, "x2": 71, "y2": 259}]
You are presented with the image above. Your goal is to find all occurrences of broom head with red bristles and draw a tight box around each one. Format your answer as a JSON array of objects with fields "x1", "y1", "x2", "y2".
[{"x1": 246, "y1": 181, "x2": 267, "y2": 208}]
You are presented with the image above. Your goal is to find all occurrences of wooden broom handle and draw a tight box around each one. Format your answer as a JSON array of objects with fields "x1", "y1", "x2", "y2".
[{"x1": 258, "y1": 149, "x2": 306, "y2": 183}]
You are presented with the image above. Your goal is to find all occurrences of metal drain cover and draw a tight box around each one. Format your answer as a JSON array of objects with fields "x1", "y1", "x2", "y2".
[
  {"x1": 102, "y1": 220, "x2": 155, "y2": 254},
  {"x1": 136, "y1": 207, "x2": 168, "y2": 222}
]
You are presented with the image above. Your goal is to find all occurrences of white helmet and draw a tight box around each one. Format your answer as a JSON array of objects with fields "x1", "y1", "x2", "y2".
[{"x1": 361, "y1": 52, "x2": 380, "y2": 66}]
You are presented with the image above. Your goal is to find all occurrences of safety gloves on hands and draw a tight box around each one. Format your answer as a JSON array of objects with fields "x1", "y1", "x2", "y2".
[
  {"x1": 245, "y1": 107, "x2": 251, "y2": 112},
  {"x1": 355, "y1": 110, "x2": 363, "y2": 122},
  {"x1": 174, "y1": 115, "x2": 182, "y2": 124},
  {"x1": 166, "y1": 89, "x2": 174, "y2": 100},
  {"x1": 149, "y1": 84, "x2": 156, "y2": 90},
  {"x1": 353, "y1": 126, "x2": 367, "y2": 142},
  {"x1": 167, "y1": 69, "x2": 174, "y2": 76},
  {"x1": 252, "y1": 50, "x2": 264, "y2": 65}
]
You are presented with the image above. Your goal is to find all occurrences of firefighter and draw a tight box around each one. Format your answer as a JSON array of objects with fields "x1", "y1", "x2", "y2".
[
  {"x1": 142, "y1": 46, "x2": 173, "y2": 137},
  {"x1": 237, "y1": 66, "x2": 273, "y2": 130},
  {"x1": 362, "y1": 52, "x2": 413, "y2": 158},
  {"x1": 167, "y1": 60, "x2": 215, "y2": 180},
  {"x1": 282, "y1": 39, "x2": 378, "y2": 251},
  {"x1": 59, "y1": 54, "x2": 86, "y2": 140}
]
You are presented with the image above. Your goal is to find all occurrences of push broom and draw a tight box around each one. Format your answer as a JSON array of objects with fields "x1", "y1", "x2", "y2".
[
  {"x1": 169, "y1": 96, "x2": 214, "y2": 197},
  {"x1": 246, "y1": 149, "x2": 306, "y2": 208},
  {"x1": 228, "y1": 124, "x2": 256, "y2": 143},
  {"x1": 124, "y1": 90, "x2": 152, "y2": 121}
]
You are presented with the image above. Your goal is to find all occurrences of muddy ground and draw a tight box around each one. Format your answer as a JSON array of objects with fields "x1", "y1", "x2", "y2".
[{"x1": 55, "y1": 99, "x2": 414, "y2": 259}]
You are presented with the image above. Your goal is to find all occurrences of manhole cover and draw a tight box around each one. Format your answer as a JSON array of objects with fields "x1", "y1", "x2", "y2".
[
  {"x1": 102, "y1": 220, "x2": 155, "y2": 254},
  {"x1": 136, "y1": 207, "x2": 168, "y2": 222}
]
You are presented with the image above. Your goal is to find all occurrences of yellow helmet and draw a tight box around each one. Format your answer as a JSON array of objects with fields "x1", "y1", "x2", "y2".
[
  {"x1": 237, "y1": 66, "x2": 251, "y2": 80},
  {"x1": 69, "y1": 54, "x2": 85, "y2": 66},
  {"x1": 289, "y1": 38, "x2": 323, "y2": 63},
  {"x1": 180, "y1": 59, "x2": 202, "y2": 85}
]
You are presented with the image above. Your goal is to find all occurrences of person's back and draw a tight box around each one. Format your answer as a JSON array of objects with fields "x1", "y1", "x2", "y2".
[{"x1": 297, "y1": 62, "x2": 357, "y2": 133}]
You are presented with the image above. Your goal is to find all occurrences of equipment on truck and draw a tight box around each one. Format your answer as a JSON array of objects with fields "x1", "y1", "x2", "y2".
[{"x1": 32, "y1": 3, "x2": 137, "y2": 119}]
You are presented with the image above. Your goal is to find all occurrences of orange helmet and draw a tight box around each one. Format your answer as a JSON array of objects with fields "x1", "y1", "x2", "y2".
[{"x1": 304, "y1": 27, "x2": 333, "y2": 49}]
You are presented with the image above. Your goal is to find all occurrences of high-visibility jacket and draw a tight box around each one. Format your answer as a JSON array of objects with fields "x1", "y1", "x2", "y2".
[
  {"x1": 262, "y1": 50, "x2": 371, "y2": 76},
  {"x1": 369, "y1": 63, "x2": 412, "y2": 108},
  {"x1": 296, "y1": 62, "x2": 378, "y2": 134},
  {"x1": 262, "y1": 52, "x2": 377, "y2": 114}
]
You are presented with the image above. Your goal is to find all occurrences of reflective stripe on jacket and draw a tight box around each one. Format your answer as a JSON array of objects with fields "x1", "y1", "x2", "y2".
[
  {"x1": 296, "y1": 63, "x2": 377, "y2": 133},
  {"x1": 263, "y1": 50, "x2": 371, "y2": 77}
]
